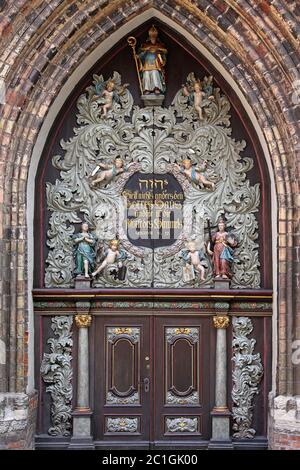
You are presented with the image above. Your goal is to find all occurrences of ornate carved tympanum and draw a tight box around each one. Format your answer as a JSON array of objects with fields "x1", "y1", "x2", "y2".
[{"x1": 45, "y1": 71, "x2": 260, "y2": 289}]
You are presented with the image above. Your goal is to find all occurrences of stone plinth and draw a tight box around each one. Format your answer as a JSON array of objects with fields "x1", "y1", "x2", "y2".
[
  {"x1": 213, "y1": 277, "x2": 231, "y2": 290},
  {"x1": 141, "y1": 94, "x2": 164, "y2": 107},
  {"x1": 75, "y1": 275, "x2": 91, "y2": 289}
]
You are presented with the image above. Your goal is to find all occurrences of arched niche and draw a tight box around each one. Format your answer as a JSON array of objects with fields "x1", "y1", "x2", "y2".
[{"x1": 33, "y1": 19, "x2": 272, "y2": 290}]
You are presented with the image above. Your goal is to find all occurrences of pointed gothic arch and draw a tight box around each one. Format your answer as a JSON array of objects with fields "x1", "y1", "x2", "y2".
[{"x1": 0, "y1": 1, "x2": 299, "y2": 449}]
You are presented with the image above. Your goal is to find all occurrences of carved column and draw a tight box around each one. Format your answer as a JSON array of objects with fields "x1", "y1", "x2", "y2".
[
  {"x1": 209, "y1": 302, "x2": 233, "y2": 449},
  {"x1": 69, "y1": 302, "x2": 94, "y2": 449}
]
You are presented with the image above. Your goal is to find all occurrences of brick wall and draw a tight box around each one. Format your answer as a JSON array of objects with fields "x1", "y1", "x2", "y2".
[
  {"x1": 0, "y1": 391, "x2": 38, "y2": 449},
  {"x1": 269, "y1": 393, "x2": 300, "y2": 450},
  {"x1": 0, "y1": 0, "x2": 299, "y2": 449}
]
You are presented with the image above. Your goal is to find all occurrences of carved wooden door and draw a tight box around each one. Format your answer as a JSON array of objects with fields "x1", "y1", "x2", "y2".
[
  {"x1": 94, "y1": 315, "x2": 211, "y2": 448},
  {"x1": 154, "y1": 316, "x2": 211, "y2": 445},
  {"x1": 94, "y1": 316, "x2": 151, "y2": 447}
]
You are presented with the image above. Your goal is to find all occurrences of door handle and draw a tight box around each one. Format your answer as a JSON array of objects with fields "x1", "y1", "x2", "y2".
[{"x1": 139, "y1": 377, "x2": 150, "y2": 393}]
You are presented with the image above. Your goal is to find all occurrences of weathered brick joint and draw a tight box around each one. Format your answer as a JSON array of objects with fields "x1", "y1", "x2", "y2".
[
  {"x1": 0, "y1": 0, "x2": 299, "y2": 449},
  {"x1": 0, "y1": 392, "x2": 38, "y2": 450}
]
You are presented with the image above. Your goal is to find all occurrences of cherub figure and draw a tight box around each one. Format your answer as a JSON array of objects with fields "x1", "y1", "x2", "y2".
[
  {"x1": 181, "y1": 240, "x2": 207, "y2": 281},
  {"x1": 90, "y1": 157, "x2": 136, "y2": 187},
  {"x1": 92, "y1": 239, "x2": 127, "y2": 277},
  {"x1": 94, "y1": 80, "x2": 115, "y2": 117},
  {"x1": 182, "y1": 79, "x2": 206, "y2": 120},
  {"x1": 175, "y1": 156, "x2": 215, "y2": 190},
  {"x1": 92, "y1": 76, "x2": 129, "y2": 117}
]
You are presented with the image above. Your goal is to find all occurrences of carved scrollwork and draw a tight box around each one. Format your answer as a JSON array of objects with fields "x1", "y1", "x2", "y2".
[
  {"x1": 231, "y1": 316, "x2": 264, "y2": 438},
  {"x1": 166, "y1": 417, "x2": 198, "y2": 433},
  {"x1": 40, "y1": 316, "x2": 73, "y2": 436},
  {"x1": 45, "y1": 72, "x2": 260, "y2": 289},
  {"x1": 107, "y1": 327, "x2": 140, "y2": 343},
  {"x1": 106, "y1": 391, "x2": 139, "y2": 405},
  {"x1": 166, "y1": 327, "x2": 199, "y2": 343},
  {"x1": 166, "y1": 391, "x2": 199, "y2": 405},
  {"x1": 106, "y1": 417, "x2": 138, "y2": 433}
]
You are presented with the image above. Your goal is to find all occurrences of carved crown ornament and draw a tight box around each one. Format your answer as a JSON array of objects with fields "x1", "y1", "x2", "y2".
[
  {"x1": 213, "y1": 315, "x2": 230, "y2": 329},
  {"x1": 75, "y1": 314, "x2": 92, "y2": 328},
  {"x1": 44, "y1": 70, "x2": 260, "y2": 290}
]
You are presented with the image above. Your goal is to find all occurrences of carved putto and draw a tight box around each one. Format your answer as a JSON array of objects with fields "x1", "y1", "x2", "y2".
[
  {"x1": 182, "y1": 73, "x2": 215, "y2": 120},
  {"x1": 174, "y1": 151, "x2": 215, "y2": 190},
  {"x1": 92, "y1": 239, "x2": 128, "y2": 280},
  {"x1": 45, "y1": 69, "x2": 260, "y2": 289},
  {"x1": 91, "y1": 73, "x2": 129, "y2": 118},
  {"x1": 181, "y1": 240, "x2": 208, "y2": 282}
]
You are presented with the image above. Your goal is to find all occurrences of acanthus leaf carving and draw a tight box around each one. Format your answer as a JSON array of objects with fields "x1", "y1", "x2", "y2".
[
  {"x1": 166, "y1": 417, "x2": 198, "y2": 433},
  {"x1": 231, "y1": 316, "x2": 263, "y2": 439},
  {"x1": 40, "y1": 316, "x2": 73, "y2": 436},
  {"x1": 45, "y1": 72, "x2": 260, "y2": 289}
]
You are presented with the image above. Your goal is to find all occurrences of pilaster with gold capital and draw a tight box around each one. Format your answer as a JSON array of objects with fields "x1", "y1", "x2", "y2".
[
  {"x1": 213, "y1": 315, "x2": 230, "y2": 329},
  {"x1": 75, "y1": 314, "x2": 92, "y2": 328}
]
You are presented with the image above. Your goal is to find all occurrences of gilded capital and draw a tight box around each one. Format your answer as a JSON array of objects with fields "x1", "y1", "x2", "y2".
[
  {"x1": 213, "y1": 315, "x2": 230, "y2": 329},
  {"x1": 75, "y1": 314, "x2": 92, "y2": 328}
]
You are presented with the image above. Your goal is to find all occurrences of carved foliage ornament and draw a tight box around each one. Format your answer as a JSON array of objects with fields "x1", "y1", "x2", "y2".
[
  {"x1": 106, "y1": 391, "x2": 139, "y2": 405},
  {"x1": 213, "y1": 315, "x2": 230, "y2": 329},
  {"x1": 45, "y1": 71, "x2": 260, "y2": 289},
  {"x1": 231, "y1": 317, "x2": 263, "y2": 438},
  {"x1": 75, "y1": 314, "x2": 92, "y2": 328},
  {"x1": 40, "y1": 316, "x2": 73, "y2": 436},
  {"x1": 106, "y1": 417, "x2": 138, "y2": 433},
  {"x1": 166, "y1": 417, "x2": 198, "y2": 433},
  {"x1": 166, "y1": 327, "x2": 199, "y2": 343},
  {"x1": 166, "y1": 391, "x2": 199, "y2": 405},
  {"x1": 107, "y1": 326, "x2": 140, "y2": 343}
]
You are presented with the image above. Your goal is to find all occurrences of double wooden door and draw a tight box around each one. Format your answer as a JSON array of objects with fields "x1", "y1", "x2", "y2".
[{"x1": 94, "y1": 315, "x2": 212, "y2": 448}]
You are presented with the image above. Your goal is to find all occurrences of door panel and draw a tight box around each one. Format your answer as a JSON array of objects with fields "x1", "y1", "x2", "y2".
[
  {"x1": 94, "y1": 317, "x2": 151, "y2": 443},
  {"x1": 154, "y1": 317, "x2": 211, "y2": 442},
  {"x1": 106, "y1": 327, "x2": 140, "y2": 405}
]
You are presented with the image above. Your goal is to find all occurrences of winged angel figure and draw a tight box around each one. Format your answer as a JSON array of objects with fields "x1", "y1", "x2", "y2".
[
  {"x1": 91, "y1": 72, "x2": 129, "y2": 117},
  {"x1": 182, "y1": 72, "x2": 215, "y2": 120}
]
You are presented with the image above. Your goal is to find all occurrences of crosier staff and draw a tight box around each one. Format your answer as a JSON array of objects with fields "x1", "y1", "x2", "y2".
[
  {"x1": 207, "y1": 219, "x2": 215, "y2": 253},
  {"x1": 127, "y1": 36, "x2": 143, "y2": 95}
]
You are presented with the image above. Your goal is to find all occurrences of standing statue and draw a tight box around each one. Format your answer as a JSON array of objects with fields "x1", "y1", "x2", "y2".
[
  {"x1": 181, "y1": 240, "x2": 207, "y2": 282},
  {"x1": 207, "y1": 217, "x2": 238, "y2": 279},
  {"x1": 128, "y1": 25, "x2": 167, "y2": 96},
  {"x1": 73, "y1": 222, "x2": 97, "y2": 278},
  {"x1": 175, "y1": 156, "x2": 215, "y2": 190},
  {"x1": 92, "y1": 239, "x2": 127, "y2": 278}
]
